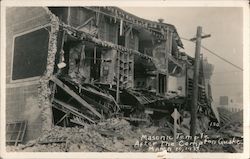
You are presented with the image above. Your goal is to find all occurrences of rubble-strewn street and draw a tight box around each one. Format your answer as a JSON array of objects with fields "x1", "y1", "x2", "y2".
[{"x1": 6, "y1": 116, "x2": 243, "y2": 152}]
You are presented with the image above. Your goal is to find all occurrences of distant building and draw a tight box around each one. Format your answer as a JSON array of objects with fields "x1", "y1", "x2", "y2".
[{"x1": 219, "y1": 96, "x2": 243, "y2": 113}]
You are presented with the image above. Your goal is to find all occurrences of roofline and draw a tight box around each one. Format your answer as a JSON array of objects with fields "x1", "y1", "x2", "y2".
[
  {"x1": 107, "y1": 7, "x2": 184, "y2": 48},
  {"x1": 83, "y1": 6, "x2": 184, "y2": 48}
]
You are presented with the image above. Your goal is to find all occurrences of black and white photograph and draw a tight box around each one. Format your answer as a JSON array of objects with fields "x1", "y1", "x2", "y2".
[{"x1": 1, "y1": 1, "x2": 249, "y2": 158}]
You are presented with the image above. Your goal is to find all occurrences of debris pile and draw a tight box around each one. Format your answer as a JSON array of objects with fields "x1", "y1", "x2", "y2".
[
  {"x1": 6, "y1": 118, "x2": 156, "y2": 152},
  {"x1": 6, "y1": 115, "x2": 244, "y2": 152},
  {"x1": 198, "y1": 109, "x2": 243, "y2": 153},
  {"x1": 218, "y1": 108, "x2": 243, "y2": 138}
]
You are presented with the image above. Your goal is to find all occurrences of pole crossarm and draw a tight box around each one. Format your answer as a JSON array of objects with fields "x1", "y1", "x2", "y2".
[{"x1": 190, "y1": 34, "x2": 211, "y2": 41}]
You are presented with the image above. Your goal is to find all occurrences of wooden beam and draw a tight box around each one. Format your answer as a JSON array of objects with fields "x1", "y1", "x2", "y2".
[
  {"x1": 171, "y1": 66, "x2": 178, "y2": 74},
  {"x1": 119, "y1": 19, "x2": 123, "y2": 36},
  {"x1": 168, "y1": 55, "x2": 183, "y2": 69},
  {"x1": 70, "y1": 119, "x2": 87, "y2": 127},
  {"x1": 76, "y1": 16, "x2": 94, "y2": 29},
  {"x1": 52, "y1": 104, "x2": 69, "y2": 114},
  {"x1": 96, "y1": 12, "x2": 100, "y2": 26},
  {"x1": 80, "y1": 92, "x2": 110, "y2": 113},
  {"x1": 121, "y1": 117, "x2": 149, "y2": 122},
  {"x1": 190, "y1": 34, "x2": 211, "y2": 41},
  {"x1": 146, "y1": 108, "x2": 169, "y2": 113},
  {"x1": 55, "y1": 113, "x2": 68, "y2": 125},
  {"x1": 51, "y1": 76, "x2": 103, "y2": 119},
  {"x1": 67, "y1": 7, "x2": 71, "y2": 25},
  {"x1": 53, "y1": 99, "x2": 96, "y2": 124},
  {"x1": 94, "y1": 46, "x2": 97, "y2": 64}
]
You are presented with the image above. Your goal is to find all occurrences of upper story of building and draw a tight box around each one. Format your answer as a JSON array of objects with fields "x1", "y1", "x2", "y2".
[
  {"x1": 49, "y1": 7, "x2": 191, "y2": 69},
  {"x1": 48, "y1": 7, "x2": 193, "y2": 94},
  {"x1": 7, "y1": 7, "x2": 193, "y2": 94}
]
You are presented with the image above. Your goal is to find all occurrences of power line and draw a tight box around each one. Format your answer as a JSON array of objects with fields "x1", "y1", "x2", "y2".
[
  {"x1": 199, "y1": 70, "x2": 243, "y2": 76},
  {"x1": 210, "y1": 81, "x2": 243, "y2": 86},
  {"x1": 202, "y1": 70, "x2": 242, "y2": 73},
  {"x1": 211, "y1": 71, "x2": 243, "y2": 74},
  {"x1": 201, "y1": 46, "x2": 243, "y2": 71},
  {"x1": 180, "y1": 37, "x2": 243, "y2": 71},
  {"x1": 212, "y1": 70, "x2": 242, "y2": 73},
  {"x1": 211, "y1": 83, "x2": 243, "y2": 86},
  {"x1": 180, "y1": 37, "x2": 192, "y2": 42}
]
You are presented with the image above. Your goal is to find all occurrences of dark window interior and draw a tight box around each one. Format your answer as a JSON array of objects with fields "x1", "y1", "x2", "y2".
[
  {"x1": 158, "y1": 74, "x2": 166, "y2": 94},
  {"x1": 118, "y1": 35, "x2": 125, "y2": 47},
  {"x1": 118, "y1": 27, "x2": 125, "y2": 46},
  {"x1": 12, "y1": 27, "x2": 50, "y2": 80},
  {"x1": 90, "y1": 48, "x2": 101, "y2": 81}
]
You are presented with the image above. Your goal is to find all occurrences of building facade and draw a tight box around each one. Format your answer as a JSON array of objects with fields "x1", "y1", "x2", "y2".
[{"x1": 6, "y1": 7, "x2": 218, "y2": 142}]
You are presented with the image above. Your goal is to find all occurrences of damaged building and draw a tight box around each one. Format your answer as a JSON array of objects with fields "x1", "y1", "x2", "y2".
[{"x1": 6, "y1": 7, "x2": 219, "y2": 145}]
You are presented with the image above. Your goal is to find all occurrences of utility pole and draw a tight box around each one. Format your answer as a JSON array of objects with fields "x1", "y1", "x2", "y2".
[{"x1": 190, "y1": 26, "x2": 210, "y2": 137}]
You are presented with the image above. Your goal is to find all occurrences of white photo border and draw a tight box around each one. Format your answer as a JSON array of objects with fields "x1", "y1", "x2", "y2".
[{"x1": 1, "y1": 0, "x2": 249, "y2": 159}]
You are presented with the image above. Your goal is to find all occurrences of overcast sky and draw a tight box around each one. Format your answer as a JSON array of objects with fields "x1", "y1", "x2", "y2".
[{"x1": 122, "y1": 7, "x2": 243, "y2": 104}]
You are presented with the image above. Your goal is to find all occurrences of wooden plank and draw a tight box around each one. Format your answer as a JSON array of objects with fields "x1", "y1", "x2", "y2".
[
  {"x1": 52, "y1": 104, "x2": 69, "y2": 114},
  {"x1": 79, "y1": 93, "x2": 109, "y2": 113},
  {"x1": 51, "y1": 76, "x2": 102, "y2": 119},
  {"x1": 55, "y1": 113, "x2": 68, "y2": 125},
  {"x1": 119, "y1": 104, "x2": 132, "y2": 109},
  {"x1": 76, "y1": 16, "x2": 94, "y2": 29},
  {"x1": 168, "y1": 55, "x2": 183, "y2": 69},
  {"x1": 146, "y1": 108, "x2": 169, "y2": 113},
  {"x1": 38, "y1": 140, "x2": 66, "y2": 144},
  {"x1": 15, "y1": 122, "x2": 22, "y2": 146},
  {"x1": 19, "y1": 121, "x2": 27, "y2": 144},
  {"x1": 53, "y1": 99, "x2": 96, "y2": 124},
  {"x1": 70, "y1": 119, "x2": 86, "y2": 127},
  {"x1": 121, "y1": 117, "x2": 148, "y2": 122},
  {"x1": 80, "y1": 85, "x2": 112, "y2": 101}
]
